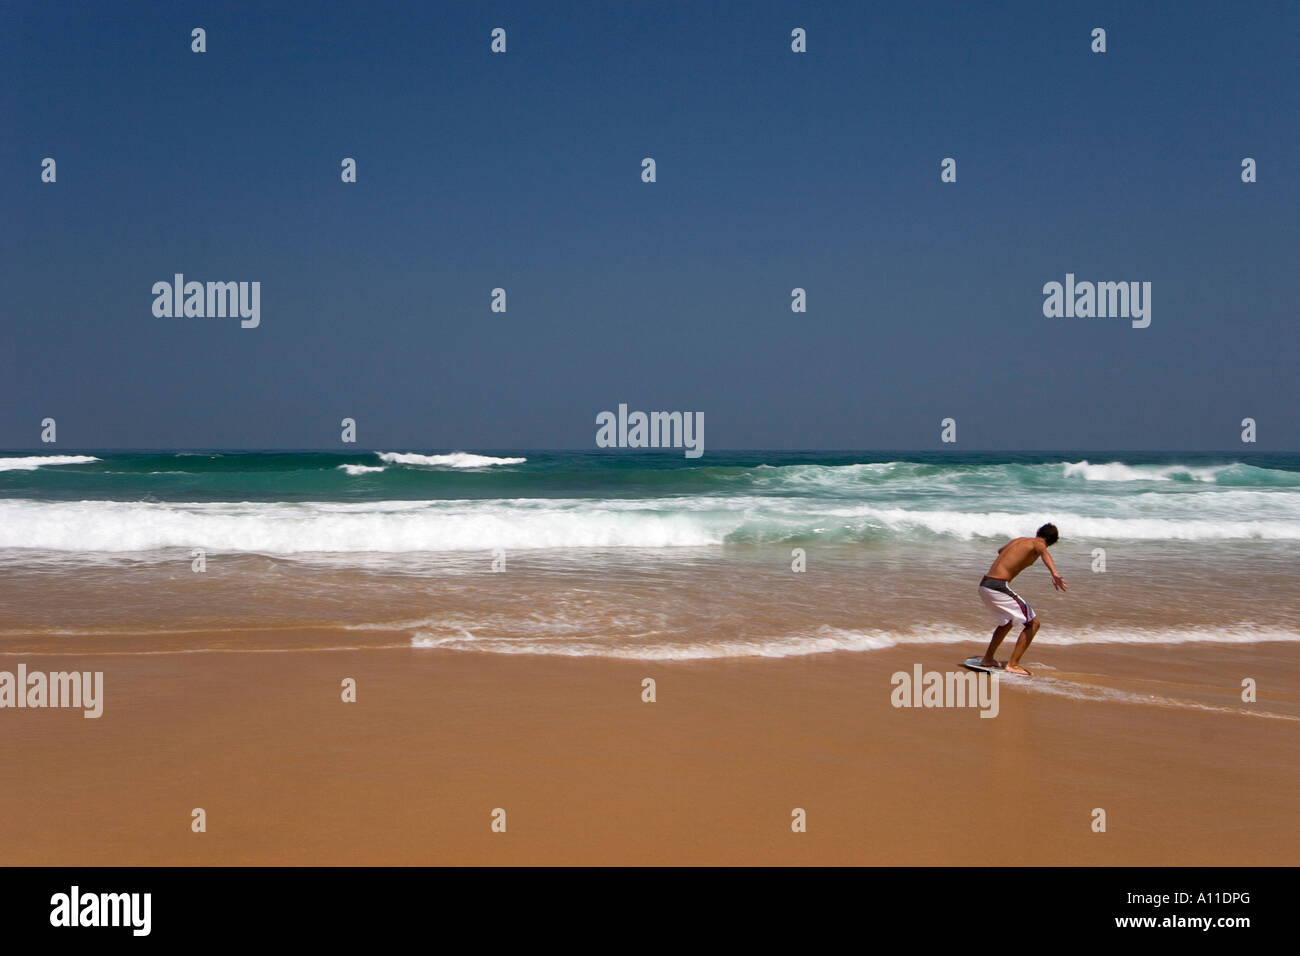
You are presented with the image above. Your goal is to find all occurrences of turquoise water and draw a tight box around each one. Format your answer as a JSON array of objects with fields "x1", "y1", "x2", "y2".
[
  {"x1": 1, "y1": 450, "x2": 1297, "y2": 661},
  {"x1": 4, "y1": 450, "x2": 1299, "y2": 503},
  {"x1": 1, "y1": 450, "x2": 1298, "y2": 555}
]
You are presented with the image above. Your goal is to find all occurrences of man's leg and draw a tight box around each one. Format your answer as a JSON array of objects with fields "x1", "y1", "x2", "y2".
[
  {"x1": 1006, "y1": 617, "x2": 1040, "y2": 675},
  {"x1": 979, "y1": 622, "x2": 1013, "y2": 666}
]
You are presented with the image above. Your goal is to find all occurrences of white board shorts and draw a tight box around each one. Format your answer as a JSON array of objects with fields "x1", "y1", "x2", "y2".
[{"x1": 978, "y1": 576, "x2": 1036, "y2": 626}]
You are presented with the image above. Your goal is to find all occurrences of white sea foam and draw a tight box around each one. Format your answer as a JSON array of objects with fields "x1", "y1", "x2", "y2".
[
  {"x1": 842, "y1": 506, "x2": 1300, "y2": 540},
  {"x1": 0, "y1": 498, "x2": 722, "y2": 552},
  {"x1": 406, "y1": 623, "x2": 1300, "y2": 659},
  {"x1": 1009, "y1": 675, "x2": 1300, "y2": 721},
  {"x1": 376, "y1": 452, "x2": 526, "y2": 468},
  {"x1": 0, "y1": 493, "x2": 1296, "y2": 554},
  {"x1": 1062, "y1": 460, "x2": 1227, "y2": 482},
  {"x1": 0, "y1": 455, "x2": 100, "y2": 471},
  {"x1": 338, "y1": 464, "x2": 386, "y2": 475}
]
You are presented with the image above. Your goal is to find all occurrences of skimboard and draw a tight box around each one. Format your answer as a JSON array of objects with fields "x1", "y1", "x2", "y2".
[{"x1": 961, "y1": 657, "x2": 1027, "y2": 677}]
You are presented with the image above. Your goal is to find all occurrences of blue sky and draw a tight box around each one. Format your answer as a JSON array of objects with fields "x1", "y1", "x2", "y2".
[{"x1": 3, "y1": 0, "x2": 1296, "y2": 450}]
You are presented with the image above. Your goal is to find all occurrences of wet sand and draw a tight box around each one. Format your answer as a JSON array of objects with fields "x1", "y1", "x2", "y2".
[{"x1": 1, "y1": 640, "x2": 1296, "y2": 865}]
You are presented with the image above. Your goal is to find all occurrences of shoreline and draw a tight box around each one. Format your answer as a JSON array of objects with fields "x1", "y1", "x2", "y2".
[{"x1": 1, "y1": 641, "x2": 1295, "y2": 865}]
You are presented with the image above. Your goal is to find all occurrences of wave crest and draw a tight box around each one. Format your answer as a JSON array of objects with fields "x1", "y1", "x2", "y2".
[
  {"x1": 376, "y1": 452, "x2": 526, "y2": 468},
  {"x1": 0, "y1": 455, "x2": 100, "y2": 471},
  {"x1": 1062, "y1": 460, "x2": 1226, "y2": 482}
]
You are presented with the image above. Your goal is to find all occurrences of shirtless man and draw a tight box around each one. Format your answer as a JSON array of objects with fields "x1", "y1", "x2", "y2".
[{"x1": 976, "y1": 523, "x2": 1068, "y2": 676}]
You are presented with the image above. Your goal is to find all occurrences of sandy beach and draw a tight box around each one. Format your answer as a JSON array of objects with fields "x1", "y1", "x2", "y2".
[
  {"x1": 2, "y1": 639, "x2": 1296, "y2": 866},
  {"x1": 3, "y1": 451, "x2": 1297, "y2": 865}
]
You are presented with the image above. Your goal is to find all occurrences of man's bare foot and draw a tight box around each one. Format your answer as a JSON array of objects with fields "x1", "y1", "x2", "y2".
[
  {"x1": 1005, "y1": 663, "x2": 1032, "y2": 676},
  {"x1": 977, "y1": 659, "x2": 1006, "y2": 669}
]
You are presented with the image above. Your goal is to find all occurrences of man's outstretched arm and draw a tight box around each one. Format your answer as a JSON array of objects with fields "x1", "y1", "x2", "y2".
[{"x1": 1036, "y1": 540, "x2": 1069, "y2": 591}]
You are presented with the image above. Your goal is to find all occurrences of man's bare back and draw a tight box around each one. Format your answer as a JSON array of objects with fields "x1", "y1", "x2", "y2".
[{"x1": 986, "y1": 536, "x2": 1053, "y2": 582}]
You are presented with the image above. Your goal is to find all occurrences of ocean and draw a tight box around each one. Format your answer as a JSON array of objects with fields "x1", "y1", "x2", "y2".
[{"x1": 2, "y1": 450, "x2": 1298, "y2": 662}]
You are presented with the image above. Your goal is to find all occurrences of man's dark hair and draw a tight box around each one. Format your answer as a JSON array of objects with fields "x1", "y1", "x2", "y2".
[{"x1": 1037, "y1": 523, "x2": 1059, "y2": 546}]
